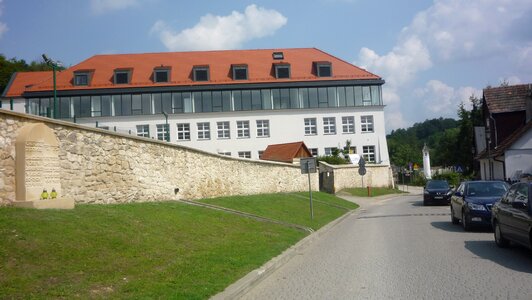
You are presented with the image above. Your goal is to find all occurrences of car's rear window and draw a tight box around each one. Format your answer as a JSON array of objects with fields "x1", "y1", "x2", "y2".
[
  {"x1": 466, "y1": 182, "x2": 508, "y2": 197},
  {"x1": 427, "y1": 180, "x2": 449, "y2": 189}
]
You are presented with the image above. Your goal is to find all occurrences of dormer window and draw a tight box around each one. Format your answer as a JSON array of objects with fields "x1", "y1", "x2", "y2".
[
  {"x1": 193, "y1": 66, "x2": 209, "y2": 82},
  {"x1": 114, "y1": 69, "x2": 131, "y2": 84},
  {"x1": 316, "y1": 62, "x2": 332, "y2": 77},
  {"x1": 274, "y1": 64, "x2": 290, "y2": 79},
  {"x1": 74, "y1": 72, "x2": 90, "y2": 86},
  {"x1": 154, "y1": 68, "x2": 170, "y2": 83},
  {"x1": 232, "y1": 65, "x2": 248, "y2": 80},
  {"x1": 272, "y1": 52, "x2": 284, "y2": 60}
]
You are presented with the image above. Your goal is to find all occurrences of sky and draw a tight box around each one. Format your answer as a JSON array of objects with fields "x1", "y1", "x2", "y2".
[{"x1": 1, "y1": 0, "x2": 531, "y2": 132}]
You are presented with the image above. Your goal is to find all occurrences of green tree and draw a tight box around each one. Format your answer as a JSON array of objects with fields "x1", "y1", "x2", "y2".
[{"x1": 0, "y1": 54, "x2": 56, "y2": 94}]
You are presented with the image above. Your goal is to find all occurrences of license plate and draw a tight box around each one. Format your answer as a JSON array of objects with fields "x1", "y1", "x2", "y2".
[
  {"x1": 471, "y1": 217, "x2": 482, "y2": 222},
  {"x1": 435, "y1": 196, "x2": 443, "y2": 199}
]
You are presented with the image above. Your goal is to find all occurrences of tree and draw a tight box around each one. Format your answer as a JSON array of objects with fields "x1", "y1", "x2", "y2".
[{"x1": 0, "y1": 54, "x2": 55, "y2": 94}]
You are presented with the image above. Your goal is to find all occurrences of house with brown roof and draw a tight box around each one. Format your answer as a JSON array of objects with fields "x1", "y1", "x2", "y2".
[
  {"x1": 476, "y1": 83, "x2": 532, "y2": 181},
  {"x1": 260, "y1": 141, "x2": 312, "y2": 163},
  {"x1": 1, "y1": 48, "x2": 390, "y2": 165}
]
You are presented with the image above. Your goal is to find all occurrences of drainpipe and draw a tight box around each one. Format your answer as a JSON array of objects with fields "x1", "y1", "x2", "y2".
[{"x1": 489, "y1": 114, "x2": 498, "y2": 147}]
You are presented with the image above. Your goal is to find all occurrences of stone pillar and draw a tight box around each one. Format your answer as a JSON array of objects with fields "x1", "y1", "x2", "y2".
[{"x1": 422, "y1": 143, "x2": 431, "y2": 179}]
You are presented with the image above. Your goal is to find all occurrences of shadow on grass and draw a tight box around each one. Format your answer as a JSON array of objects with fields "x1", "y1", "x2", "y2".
[{"x1": 464, "y1": 240, "x2": 532, "y2": 273}]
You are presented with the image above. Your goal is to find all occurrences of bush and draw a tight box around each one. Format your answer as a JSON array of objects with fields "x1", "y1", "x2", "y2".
[
  {"x1": 317, "y1": 155, "x2": 350, "y2": 165},
  {"x1": 433, "y1": 172, "x2": 461, "y2": 187}
]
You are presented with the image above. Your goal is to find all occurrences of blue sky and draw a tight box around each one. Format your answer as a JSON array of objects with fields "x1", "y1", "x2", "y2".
[{"x1": 1, "y1": 0, "x2": 531, "y2": 131}]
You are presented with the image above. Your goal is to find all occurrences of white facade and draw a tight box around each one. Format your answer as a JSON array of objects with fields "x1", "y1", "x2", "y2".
[
  {"x1": 0, "y1": 98, "x2": 26, "y2": 113},
  {"x1": 77, "y1": 105, "x2": 390, "y2": 163}
]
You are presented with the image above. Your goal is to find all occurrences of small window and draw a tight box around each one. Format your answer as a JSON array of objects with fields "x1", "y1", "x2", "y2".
[
  {"x1": 136, "y1": 124, "x2": 150, "y2": 138},
  {"x1": 323, "y1": 117, "x2": 336, "y2": 135},
  {"x1": 193, "y1": 66, "x2": 209, "y2": 82},
  {"x1": 154, "y1": 68, "x2": 170, "y2": 83},
  {"x1": 363, "y1": 145, "x2": 376, "y2": 163},
  {"x1": 218, "y1": 151, "x2": 231, "y2": 156},
  {"x1": 114, "y1": 70, "x2": 130, "y2": 84},
  {"x1": 304, "y1": 118, "x2": 317, "y2": 135},
  {"x1": 256, "y1": 120, "x2": 270, "y2": 137},
  {"x1": 232, "y1": 65, "x2": 248, "y2": 80},
  {"x1": 74, "y1": 73, "x2": 89, "y2": 86},
  {"x1": 217, "y1": 121, "x2": 230, "y2": 139},
  {"x1": 238, "y1": 151, "x2": 252, "y2": 159},
  {"x1": 272, "y1": 52, "x2": 284, "y2": 60},
  {"x1": 197, "y1": 122, "x2": 211, "y2": 140},
  {"x1": 275, "y1": 64, "x2": 290, "y2": 79},
  {"x1": 316, "y1": 62, "x2": 332, "y2": 77},
  {"x1": 237, "y1": 120, "x2": 250, "y2": 138},
  {"x1": 177, "y1": 123, "x2": 191, "y2": 141},
  {"x1": 361, "y1": 115, "x2": 374, "y2": 132},
  {"x1": 156, "y1": 124, "x2": 170, "y2": 141},
  {"x1": 342, "y1": 116, "x2": 355, "y2": 133},
  {"x1": 309, "y1": 148, "x2": 318, "y2": 157}
]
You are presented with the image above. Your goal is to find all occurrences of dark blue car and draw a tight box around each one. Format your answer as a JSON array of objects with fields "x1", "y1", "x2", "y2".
[{"x1": 450, "y1": 181, "x2": 509, "y2": 231}]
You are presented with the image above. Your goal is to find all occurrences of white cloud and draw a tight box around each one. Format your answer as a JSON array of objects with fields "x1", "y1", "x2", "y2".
[
  {"x1": 415, "y1": 80, "x2": 482, "y2": 117},
  {"x1": 91, "y1": 0, "x2": 138, "y2": 14},
  {"x1": 0, "y1": 0, "x2": 7, "y2": 39},
  {"x1": 151, "y1": 4, "x2": 287, "y2": 51}
]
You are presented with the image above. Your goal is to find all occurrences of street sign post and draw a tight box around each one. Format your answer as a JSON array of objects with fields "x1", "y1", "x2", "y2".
[
  {"x1": 358, "y1": 157, "x2": 366, "y2": 188},
  {"x1": 300, "y1": 157, "x2": 317, "y2": 220}
]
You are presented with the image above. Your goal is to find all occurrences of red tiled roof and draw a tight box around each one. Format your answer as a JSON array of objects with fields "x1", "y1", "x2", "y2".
[
  {"x1": 3, "y1": 48, "x2": 381, "y2": 97},
  {"x1": 260, "y1": 141, "x2": 312, "y2": 163},
  {"x1": 483, "y1": 84, "x2": 531, "y2": 114},
  {"x1": 2, "y1": 71, "x2": 53, "y2": 98}
]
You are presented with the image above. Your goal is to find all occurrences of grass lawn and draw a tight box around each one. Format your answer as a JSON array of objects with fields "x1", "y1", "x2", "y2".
[
  {"x1": 0, "y1": 192, "x2": 357, "y2": 299},
  {"x1": 342, "y1": 187, "x2": 406, "y2": 197}
]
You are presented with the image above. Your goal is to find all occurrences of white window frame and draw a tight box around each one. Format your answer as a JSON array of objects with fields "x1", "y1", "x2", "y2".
[
  {"x1": 324, "y1": 147, "x2": 337, "y2": 156},
  {"x1": 218, "y1": 151, "x2": 231, "y2": 156},
  {"x1": 156, "y1": 124, "x2": 170, "y2": 141},
  {"x1": 177, "y1": 123, "x2": 190, "y2": 141},
  {"x1": 238, "y1": 151, "x2": 252, "y2": 159},
  {"x1": 136, "y1": 124, "x2": 150, "y2": 138},
  {"x1": 237, "y1": 120, "x2": 250, "y2": 138},
  {"x1": 323, "y1": 117, "x2": 336, "y2": 135},
  {"x1": 304, "y1": 118, "x2": 317, "y2": 135},
  {"x1": 217, "y1": 121, "x2": 230, "y2": 139},
  {"x1": 197, "y1": 122, "x2": 210, "y2": 140},
  {"x1": 361, "y1": 115, "x2": 374, "y2": 133},
  {"x1": 342, "y1": 116, "x2": 355, "y2": 134},
  {"x1": 309, "y1": 148, "x2": 318, "y2": 157},
  {"x1": 363, "y1": 145, "x2": 376, "y2": 163},
  {"x1": 256, "y1": 120, "x2": 270, "y2": 137}
]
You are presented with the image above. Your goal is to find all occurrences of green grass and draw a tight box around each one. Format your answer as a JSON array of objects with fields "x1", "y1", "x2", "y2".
[
  {"x1": 342, "y1": 187, "x2": 406, "y2": 197},
  {"x1": 0, "y1": 192, "x2": 358, "y2": 299}
]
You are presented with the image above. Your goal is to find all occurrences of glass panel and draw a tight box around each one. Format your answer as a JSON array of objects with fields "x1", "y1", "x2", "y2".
[
  {"x1": 91, "y1": 96, "x2": 101, "y2": 117},
  {"x1": 300, "y1": 88, "x2": 309, "y2": 108},
  {"x1": 212, "y1": 91, "x2": 222, "y2": 112},
  {"x1": 251, "y1": 90, "x2": 261, "y2": 110},
  {"x1": 202, "y1": 91, "x2": 212, "y2": 112},
  {"x1": 222, "y1": 91, "x2": 231, "y2": 112},
  {"x1": 371, "y1": 86, "x2": 381, "y2": 105},
  {"x1": 338, "y1": 87, "x2": 346, "y2": 107},
  {"x1": 80, "y1": 96, "x2": 91, "y2": 117},
  {"x1": 172, "y1": 92, "x2": 183, "y2": 113},
  {"x1": 290, "y1": 88, "x2": 299, "y2": 109},
  {"x1": 241, "y1": 90, "x2": 251, "y2": 111},
  {"x1": 193, "y1": 92, "x2": 202, "y2": 113},
  {"x1": 233, "y1": 90, "x2": 242, "y2": 111},
  {"x1": 354, "y1": 86, "x2": 363, "y2": 106},
  {"x1": 59, "y1": 97, "x2": 70, "y2": 118},
  {"x1": 308, "y1": 88, "x2": 318, "y2": 108},
  {"x1": 41, "y1": 98, "x2": 51, "y2": 117},
  {"x1": 101, "y1": 95, "x2": 111, "y2": 117},
  {"x1": 153, "y1": 93, "x2": 162, "y2": 114},
  {"x1": 280, "y1": 89, "x2": 290, "y2": 109},
  {"x1": 72, "y1": 96, "x2": 80, "y2": 117},
  {"x1": 112, "y1": 95, "x2": 122, "y2": 116},
  {"x1": 362, "y1": 86, "x2": 371, "y2": 101},
  {"x1": 162, "y1": 93, "x2": 172, "y2": 114},
  {"x1": 132, "y1": 94, "x2": 142, "y2": 115},
  {"x1": 272, "y1": 89, "x2": 280, "y2": 109},
  {"x1": 142, "y1": 93, "x2": 152, "y2": 114},
  {"x1": 183, "y1": 92, "x2": 192, "y2": 113},
  {"x1": 327, "y1": 87, "x2": 336, "y2": 107},
  {"x1": 318, "y1": 87, "x2": 328, "y2": 107},
  {"x1": 346, "y1": 86, "x2": 355, "y2": 106},
  {"x1": 261, "y1": 89, "x2": 272, "y2": 110},
  {"x1": 28, "y1": 99, "x2": 40, "y2": 115},
  {"x1": 123, "y1": 94, "x2": 133, "y2": 116}
]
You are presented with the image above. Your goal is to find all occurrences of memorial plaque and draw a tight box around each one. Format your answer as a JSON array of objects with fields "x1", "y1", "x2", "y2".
[{"x1": 15, "y1": 123, "x2": 73, "y2": 209}]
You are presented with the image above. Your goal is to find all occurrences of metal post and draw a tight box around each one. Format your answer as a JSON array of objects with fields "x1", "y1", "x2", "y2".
[
  {"x1": 52, "y1": 65, "x2": 57, "y2": 119},
  {"x1": 163, "y1": 112, "x2": 169, "y2": 142},
  {"x1": 307, "y1": 160, "x2": 313, "y2": 220},
  {"x1": 10, "y1": 99, "x2": 14, "y2": 111}
]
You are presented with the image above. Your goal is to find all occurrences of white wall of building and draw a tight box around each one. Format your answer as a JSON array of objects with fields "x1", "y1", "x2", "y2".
[
  {"x1": 0, "y1": 98, "x2": 26, "y2": 113},
  {"x1": 504, "y1": 129, "x2": 532, "y2": 180}
]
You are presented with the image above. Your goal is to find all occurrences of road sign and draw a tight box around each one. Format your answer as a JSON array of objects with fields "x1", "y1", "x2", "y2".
[
  {"x1": 455, "y1": 165, "x2": 464, "y2": 173},
  {"x1": 300, "y1": 157, "x2": 317, "y2": 174}
]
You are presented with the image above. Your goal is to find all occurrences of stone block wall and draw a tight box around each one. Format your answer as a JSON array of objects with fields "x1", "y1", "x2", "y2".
[
  {"x1": 319, "y1": 161, "x2": 394, "y2": 193},
  {"x1": 0, "y1": 110, "x2": 318, "y2": 205}
]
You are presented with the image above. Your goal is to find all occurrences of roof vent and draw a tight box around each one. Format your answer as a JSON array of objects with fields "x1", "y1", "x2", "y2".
[{"x1": 272, "y1": 52, "x2": 284, "y2": 60}]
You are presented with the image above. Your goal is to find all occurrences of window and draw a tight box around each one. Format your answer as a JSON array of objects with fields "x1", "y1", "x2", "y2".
[
  {"x1": 197, "y1": 122, "x2": 210, "y2": 140},
  {"x1": 316, "y1": 62, "x2": 332, "y2": 77},
  {"x1": 237, "y1": 121, "x2": 250, "y2": 138},
  {"x1": 272, "y1": 52, "x2": 284, "y2": 60},
  {"x1": 217, "y1": 121, "x2": 230, "y2": 139},
  {"x1": 256, "y1": 120, "x2": 270, "y2": 137},
  {"x1": 218, "y1": 152, "x2": 231, "y2": 156},
  {"x1": 361, "y1": 115, "x2": 374, "y2": 132},
  {"x1": 362, "y1": 86, "x2": 372, "y2": 105},
  {"x1": 157, "y1": 124, "x2": 170, "y2": 141},
  {"x1": 154, "y1": 68, "x2": 170, "y2": 83},
  {"x1": 193, "y1": 66, "x2": 209, "y2": 81},
  {"x1": 114, "y1": 70, "x2": 130, "y2": 84},
  {"x1": 363, "y1": 145, "x2": 376, "y2": 162},
  {"x1": 238, "y1": 151, "x2": 251, "y2": 159},
  {"x1": 324, "y1": 147, "x2": 337, "y2": 156},
  {"x1": 258, "y1": 150, "x2": 264, "y2": 158},
  {"x1": 309, "y1": 148, "x2": 318, "y2": 157},
  {"x1": 136, "y1": 125, "x2": 150, "y2": 138},
  {"x1": 323, "y1": 117, "x2": 336, "y2": 134},
  {"x1": 177, "y1": 123, "x2": 190, "y2": 141},
  {"x1": 274, "y1": 64, "x2": 290, "y2": 79},
  {"x1": 304, "y1": 118, "x2": 317, "y2": 135},
  {"x1": 342, "y1": 116, "x2": 355, "y2": 133},
  {"x1": 74, "y1": 72, "x2": 89, "y2": 86},
  {"x1": 232, "y1": 65, "x2": 248, "y2": 80}
]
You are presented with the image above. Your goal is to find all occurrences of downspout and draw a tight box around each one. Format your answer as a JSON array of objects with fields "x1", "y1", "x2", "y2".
[{"x1": 489, "y1": 113, "x2": 498, "y2": 146}]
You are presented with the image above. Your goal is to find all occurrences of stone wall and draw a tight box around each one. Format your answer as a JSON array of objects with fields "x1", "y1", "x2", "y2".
[
  {"x1": 0, "y1": 110, "x2": 318, "y2": 206},
  {"x1": 319, "y1": 161, "x2": 394, "y2": 193}
]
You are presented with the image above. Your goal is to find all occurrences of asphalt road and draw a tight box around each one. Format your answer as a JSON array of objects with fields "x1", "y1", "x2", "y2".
[{"x1": 241, "y1": 192, "x2": 532, "y2": 300}]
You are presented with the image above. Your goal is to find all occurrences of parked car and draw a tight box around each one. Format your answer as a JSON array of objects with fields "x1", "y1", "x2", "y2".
[
  {"x1": 491, "y1": 182, "x2": 532, "y2": 249},
  {"x1": 423, "y1": 179, "x2": 453, "y2": 205},
  {"x1": 450, "y1": 181, "x2": 509, "y2": 231}
]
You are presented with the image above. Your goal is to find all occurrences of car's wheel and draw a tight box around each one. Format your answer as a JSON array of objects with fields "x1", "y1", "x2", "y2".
[
  {"x1": 494, "y1": 221, "x2": 509, "y2": 248},
  {"x1": 451, "y1": 206, "x2": 459, "y2": 225},
  {"x1": 462, "y1": 210, "x2": 471, "y2": 231}
]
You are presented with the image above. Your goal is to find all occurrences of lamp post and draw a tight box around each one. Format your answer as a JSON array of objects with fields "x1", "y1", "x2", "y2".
[
  {"x1": 162, "y1": 111, "x2": 169, "y2": 142},
  {"x1": 42, "y1": 54, "x2": 61, "y2": 119}
]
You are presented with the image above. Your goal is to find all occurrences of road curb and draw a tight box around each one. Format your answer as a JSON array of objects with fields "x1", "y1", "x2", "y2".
[{"x1": 211, "y1": 209, "x2": 358, "y2": 300}]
